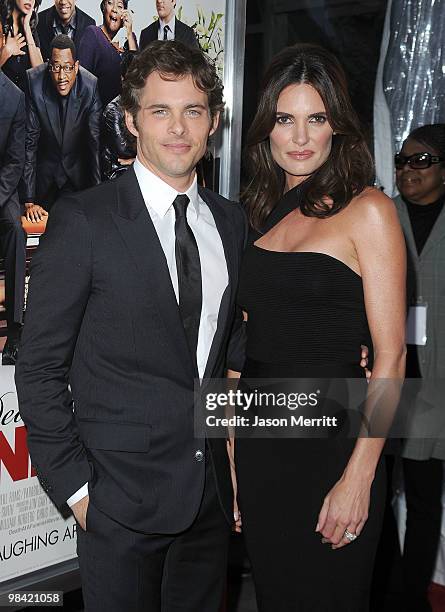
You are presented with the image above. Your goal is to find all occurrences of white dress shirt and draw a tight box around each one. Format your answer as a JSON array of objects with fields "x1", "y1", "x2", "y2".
[
  {"x1": 158, "y1": 15, "x2": 176, "y2": 40},
  {"x1": 67, "y1": 158, "x2": 228, "y2": 507}
]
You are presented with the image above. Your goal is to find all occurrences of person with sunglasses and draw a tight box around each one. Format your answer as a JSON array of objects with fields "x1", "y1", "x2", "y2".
[
  {"x1": 22, "y1": 35, "x2": 102, "y2": 224},
  {"x1": 393, "y1": 124, "x2": 445, "y2": 612}
]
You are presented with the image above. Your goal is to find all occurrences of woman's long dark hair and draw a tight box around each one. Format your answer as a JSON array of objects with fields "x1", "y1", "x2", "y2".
[
  {"x1": 243, "y1": 43, "x2": 374, "y2": 231},
  {"x1": 1, "y1": 0, "x2": 41, "y2": 36}
]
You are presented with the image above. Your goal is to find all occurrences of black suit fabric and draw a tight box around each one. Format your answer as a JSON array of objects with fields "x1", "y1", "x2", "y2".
[
  {"x1": 139, "y1": 17, "x2": 199, "y2": 50},
  {"x1": 0, "y1": 72, "x2": 27, "y2": 325},
  {"x1": 22, "y1": 64, "x2": 102, "y2": 207},
  {"x1": 36, "y1": 6, "x2": 96, "y2": 62},
  {"x1": 15, "y1": 168, "x2": 246, "y2": 609},
  {"x1": 15, "y1": 167, "x2": 246, "y2": 532}
]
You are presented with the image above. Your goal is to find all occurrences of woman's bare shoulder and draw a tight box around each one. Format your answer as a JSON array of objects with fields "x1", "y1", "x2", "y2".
[{"x1": 345, "y1": 186, "x2": 399, "y2": 227}]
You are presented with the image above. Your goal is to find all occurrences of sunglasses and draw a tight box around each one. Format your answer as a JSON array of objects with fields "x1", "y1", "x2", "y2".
[{"x1": 394, "y1": 152, "x2": 444, "y2": 170}]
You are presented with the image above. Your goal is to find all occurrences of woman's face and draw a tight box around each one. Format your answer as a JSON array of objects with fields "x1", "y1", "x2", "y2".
[
  {"x1": 103, "y1": 0, "x2": 125, "y2": 33},
  {"x1": 269, "y1": 83, "x2": 334, "y2": 190},
  {"x1": 396, "y1": 138, "x2": 445, "y2": 205},
  {"x1": 15, "y1": 0, "x2": 35, "y2": 15}
]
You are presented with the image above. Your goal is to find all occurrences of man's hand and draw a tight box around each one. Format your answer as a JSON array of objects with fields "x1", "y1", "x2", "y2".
[
  {"x1": 71, "y1": 494, "x2": 89, "y2": 531},
  {"x1": 25, "y1": 203, "x2": 48, "y2": 223},
  {"x1": 360, "y1": 344, "x2": 372, "y2": 381},
  {"x1": 227, "y1": 439, "x2": 242, "y2": 532}
]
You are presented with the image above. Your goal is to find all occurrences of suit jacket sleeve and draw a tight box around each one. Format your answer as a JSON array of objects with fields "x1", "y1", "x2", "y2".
[
  {"x1": 226, "y1": 203, "x2": 248, "y2": 372},
  {"x1": 15, "y1": 197, "x2": 93, "y2": 508},
  {"x1": 0, "y1": 91, "x2": 25, "y2": 206},
  {"x1": 22, "y1": 75, "x2": 41, "y2": 204},
  {"x1": 88, "y1": 81, "x2": 102, "y2": 186}
]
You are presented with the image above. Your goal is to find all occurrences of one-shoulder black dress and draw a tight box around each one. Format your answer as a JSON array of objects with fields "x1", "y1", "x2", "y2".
[{"x1": 235, "y1": 184, "x2": 385, "y2": 612}]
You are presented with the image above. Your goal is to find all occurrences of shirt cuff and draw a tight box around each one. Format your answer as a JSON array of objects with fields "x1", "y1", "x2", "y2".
[{"x1": 66, "y1": 482, "x2": 89, "y2": 507}]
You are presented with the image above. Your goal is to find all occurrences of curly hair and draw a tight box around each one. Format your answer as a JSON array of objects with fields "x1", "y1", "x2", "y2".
[
  {"x1": 405, "y1": 124, "x2": 445, "y2": 160},
  {"x1": 121, "y1": 40, "x2": 224, "y2": 126},
  {"x1": 1, "y1": 0, "x2": 41, "y2": 36},
  {"x1": 242, "y1": 43, "x2": 374, "y2": 231}
]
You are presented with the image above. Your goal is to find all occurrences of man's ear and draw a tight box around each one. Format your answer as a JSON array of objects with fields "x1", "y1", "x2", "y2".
[
  {"x1": 74, "y1": 60, "x2": 80, "y2": 75},
  {"x1": 209, "y1": 111, "x2": 220, "y2": 137},
  {"x1": 125, "y1": 110, "x2": 139, "y2": 138}
]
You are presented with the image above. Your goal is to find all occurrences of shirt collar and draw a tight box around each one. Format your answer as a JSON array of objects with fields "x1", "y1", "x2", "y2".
[
  {"x1": 159, "y1": 15, "x2": 176, "y2": 34},
  {"x1": 134, "y1": 157, "x2": 200, "y2": 219}
]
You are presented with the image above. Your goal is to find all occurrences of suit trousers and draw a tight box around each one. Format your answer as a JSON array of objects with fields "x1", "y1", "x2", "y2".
[
  {"x1": 76, "y1": 456, "x2": 231, "y2": 612},
  {"x1": 0, "y1": 197, "x2": 26, "y2": 326}
]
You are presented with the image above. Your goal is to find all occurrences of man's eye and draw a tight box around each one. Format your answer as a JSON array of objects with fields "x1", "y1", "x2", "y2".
[
  {"x1": 153, "y1": 109, "x2": 168, "y2": 116},
  {"x1": 187, "y1": 110, "x2": 201, "y2": 117}
]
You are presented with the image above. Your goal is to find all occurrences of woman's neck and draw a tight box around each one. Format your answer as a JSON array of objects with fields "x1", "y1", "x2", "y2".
[
  {"x1": 101, "y1": 24, "x2": 116, "y2": 42},
  {"x1": 12, "y1": 8, "x2": 21, "y2": 32}
]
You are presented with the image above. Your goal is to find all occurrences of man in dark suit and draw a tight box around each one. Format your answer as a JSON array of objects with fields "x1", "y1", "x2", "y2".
[
  {"x1": 22, "y1": 35, "x2": 101, "y2": 223},
  {"x1": 0, "y1": 72, "x2": 27, "y2": 365},
  {"x1": 37, "y1": 0, "x2": 96, "y2": 62},
  {"x1": 140, "y1": 0, "x2": 199, "y2": 50},
  {"x1": 16, "y1": 40, "x2": 246, "y2": 611}
]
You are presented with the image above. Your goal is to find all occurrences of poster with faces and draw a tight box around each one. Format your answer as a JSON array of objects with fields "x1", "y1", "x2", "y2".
[{"x1": 39, "y1": 0, "x2": 226, "y2": 73}]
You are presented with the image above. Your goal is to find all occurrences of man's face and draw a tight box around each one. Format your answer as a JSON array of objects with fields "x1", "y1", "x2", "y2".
[
  {"x1": 49, "y1": 48, "x2": 79, "y2": 97},
  {"x1": 156, "y1": 0, "x2": 175, "y2": 22},
  {"x1": 54, "y1": 0, "x2": 75, "y2": 24},
  {"x1": 126, "y1": 71, "x2": 219, "y2": 187}
]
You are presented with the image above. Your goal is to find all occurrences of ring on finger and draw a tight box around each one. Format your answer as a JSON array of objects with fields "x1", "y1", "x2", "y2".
[{"x1": 344, "y1": 528, "x2": 357, "y2": 542}]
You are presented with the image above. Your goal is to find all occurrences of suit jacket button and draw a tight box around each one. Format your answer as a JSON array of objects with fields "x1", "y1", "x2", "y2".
[{"x1": 195, "y1": 450, "x2": 204, "y2": 462}]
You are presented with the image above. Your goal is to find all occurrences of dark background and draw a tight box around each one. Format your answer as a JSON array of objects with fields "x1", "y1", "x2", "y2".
[{"x1": 242, "y1": 0, "x2": 387, "y2": 148}]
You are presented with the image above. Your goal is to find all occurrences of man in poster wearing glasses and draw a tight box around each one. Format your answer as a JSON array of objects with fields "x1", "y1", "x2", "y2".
[{"x1": 22, "y1": 35, "x2": 101, "y2": 224}]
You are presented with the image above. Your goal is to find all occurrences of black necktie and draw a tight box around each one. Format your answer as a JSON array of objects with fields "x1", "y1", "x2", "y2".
[
  {"x1": 163, "y1": 25, "x2": 170, "y2": 40},
  {"x1": 173, "y1": 195, "x2": 202, "y2": 365}
]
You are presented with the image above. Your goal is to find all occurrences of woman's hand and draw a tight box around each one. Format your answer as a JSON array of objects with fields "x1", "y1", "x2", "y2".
[
  {"x1": 21, "y1": 11, "x2": 33, "y2": 36},
  {"x1": 122, "y1": 9, "x2": 133, "y2": 36},
  {"x1": 3, "y1": 33, "x2": 27, "y2": 59},
  {"x1": 315, "y1": 471, "x2": 372, "y2": 549}
]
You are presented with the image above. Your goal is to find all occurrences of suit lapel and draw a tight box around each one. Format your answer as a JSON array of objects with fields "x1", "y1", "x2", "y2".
[
  {"x1": 199, "y1": 188, "x2": 238, "y2": 380},
  {"x1": 112, "y1": 168, "x2": 194, "y2": 378},
  {"x1": 43, "y1": 74, "x2": 63, "y2": 147}
]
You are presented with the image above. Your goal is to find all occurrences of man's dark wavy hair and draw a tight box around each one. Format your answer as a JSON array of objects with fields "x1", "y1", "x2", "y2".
[
  {"x1": 242, "y1": 43, "x2": 374, "y2": 231},
  {"x1": 121, "y1": 40, "x2": 224, "y2": 126}
]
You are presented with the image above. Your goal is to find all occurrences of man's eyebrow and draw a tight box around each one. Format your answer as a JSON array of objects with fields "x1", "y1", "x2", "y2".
[{"x1": 143, "y1": 103, "x2": 209, "y2": 110}]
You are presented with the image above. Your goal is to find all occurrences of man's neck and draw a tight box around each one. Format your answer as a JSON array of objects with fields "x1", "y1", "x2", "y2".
[
  {"x1": 160, "y1": 13, "x2": 175, "y2": 28},
  {"x1": 136, "y1": 156, "x2": 195, "y2": 193}
]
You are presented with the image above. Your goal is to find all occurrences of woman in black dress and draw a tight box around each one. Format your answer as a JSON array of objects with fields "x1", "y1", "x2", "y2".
[
  {"x1": 0, "y1": 0, "x2": 43, "y2": 91},
  {"x1": 230, "y1": 44, "x2": 407, "y2": 611}
]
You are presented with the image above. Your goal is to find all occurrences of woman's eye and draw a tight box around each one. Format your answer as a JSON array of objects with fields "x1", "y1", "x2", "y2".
[
  {"x1": 276, "y1": 115, "x2": 292, "y2": 125},
  {"x1": 309, "y1": 115, "x2": 327, "y2": 124}
]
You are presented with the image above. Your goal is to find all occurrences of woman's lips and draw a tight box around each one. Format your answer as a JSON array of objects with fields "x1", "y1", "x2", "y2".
[{"x1": 287, "y1": 150, "x2": 314, "y2": 160}]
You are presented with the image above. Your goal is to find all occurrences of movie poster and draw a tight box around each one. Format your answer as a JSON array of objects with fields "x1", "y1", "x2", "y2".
[{"x1": 0, "y1": 369, "x2": 77, "y2": 583}]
